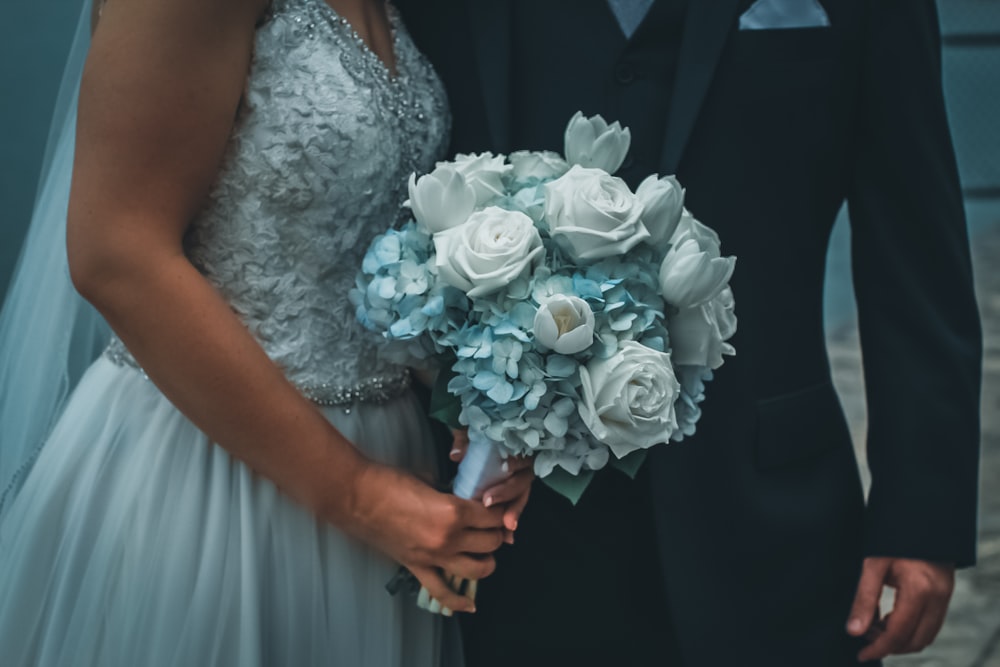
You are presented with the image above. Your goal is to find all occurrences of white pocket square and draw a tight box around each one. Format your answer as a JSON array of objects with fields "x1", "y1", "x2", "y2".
[{"x1": 739, "y1": 0, "x2": 830, "y2": 30}]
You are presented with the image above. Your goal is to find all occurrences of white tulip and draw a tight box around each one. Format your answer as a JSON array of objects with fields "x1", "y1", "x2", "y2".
[
  {"x1": 658, "y1": 237, "x2": 736, "y2": 308},
  {"x1": 636, "y1": 174, "x2": 685, "y2": 250},
  {"x1": 444, "y1": 152, "x2": 511, "y2": 206},
  {"x1": 407, "y1": 166, "x2": 477, "y2": 233},
  {"x1": 508, "y1": 150, "x2": 570, "y2": 183},
  {"x1": 563, "y1": 111, "x2": 631, "y2": 174},
  {"x1": 533, "y1": 295, "x2": 596, "y2": 355},
  {"x1": 667, "y1": 287, "x2": 737, "y2": 370},
  {"x1": 670, "y1": 208, "x2": 721, "y2": 249}
]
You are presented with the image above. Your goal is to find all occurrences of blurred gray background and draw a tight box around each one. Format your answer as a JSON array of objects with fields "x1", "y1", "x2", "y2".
[{"x1": 1, "y1": 1, "x2": 81, "y2": 295}]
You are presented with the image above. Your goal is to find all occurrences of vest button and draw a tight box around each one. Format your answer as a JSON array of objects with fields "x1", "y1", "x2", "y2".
[{"x1": 615, "y1": 63, "x2": 636, "y2": 85}]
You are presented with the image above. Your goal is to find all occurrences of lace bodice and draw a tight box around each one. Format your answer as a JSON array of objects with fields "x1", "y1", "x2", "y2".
[{"x1": 107, "y1": 0, "x2": 450, "y2": 399}]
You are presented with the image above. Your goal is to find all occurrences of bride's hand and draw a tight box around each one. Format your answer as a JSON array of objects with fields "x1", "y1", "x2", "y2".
[
  {"x1": 344, "y1": 461, "x2": 507, "y2": 613},
  {"x1": 450, "y1": 430, "x2": 535, "y2": 544}
]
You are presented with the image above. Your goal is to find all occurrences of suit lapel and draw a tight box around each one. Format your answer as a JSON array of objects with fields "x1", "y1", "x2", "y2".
[
  {"x1": 468, "y1": 0, "x2": 513, "y2": 153},
  {"x1": 660, "y1": 0, "x2": 744, "y2": 174}
]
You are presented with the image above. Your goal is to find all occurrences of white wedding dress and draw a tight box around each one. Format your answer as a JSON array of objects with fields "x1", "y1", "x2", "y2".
[{"x1": 0, "y1": 1, "x2": 455, "y2": 664}]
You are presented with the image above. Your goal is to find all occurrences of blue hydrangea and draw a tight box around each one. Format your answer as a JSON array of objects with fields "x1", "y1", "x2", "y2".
[{"x1": 354, "y1": 155, "x2": 731, "y2": 495}]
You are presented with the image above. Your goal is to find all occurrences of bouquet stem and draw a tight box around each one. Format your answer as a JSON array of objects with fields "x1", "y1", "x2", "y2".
[{"x1": 418, "y1": 429, "x2": 507, "y2": 614}]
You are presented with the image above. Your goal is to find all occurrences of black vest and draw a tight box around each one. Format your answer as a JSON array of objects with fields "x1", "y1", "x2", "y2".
[{"x1": 509, "y1": 0, "x2": 687, "y2": 187}]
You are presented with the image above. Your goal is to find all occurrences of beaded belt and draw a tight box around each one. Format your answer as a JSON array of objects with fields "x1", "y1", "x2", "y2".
[{"x1": 102, "y1": 337, "x2": 411, "y2": 407}]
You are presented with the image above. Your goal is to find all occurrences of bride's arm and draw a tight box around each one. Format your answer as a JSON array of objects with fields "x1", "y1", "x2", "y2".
[{"x1": 68, "y1": 0, "x2": 497, "y2": 613}]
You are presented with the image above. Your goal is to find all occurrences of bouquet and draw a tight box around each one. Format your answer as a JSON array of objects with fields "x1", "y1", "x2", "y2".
[{"x1": 353, "y1": 112, "x2": 736, "y2": 608}]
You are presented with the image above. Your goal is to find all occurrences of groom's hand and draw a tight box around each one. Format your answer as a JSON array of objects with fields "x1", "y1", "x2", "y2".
[{"x1": 847, "y1": 557, "x2": 955, "y2": 661}]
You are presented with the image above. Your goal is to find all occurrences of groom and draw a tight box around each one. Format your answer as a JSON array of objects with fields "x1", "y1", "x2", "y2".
[{"x1": 398, "y1": 0, "x2": 983, "y2": 664}]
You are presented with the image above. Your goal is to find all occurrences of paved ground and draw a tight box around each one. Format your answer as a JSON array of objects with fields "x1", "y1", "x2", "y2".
[{"x1": 828, "y1": 222, "x2": 1000, "y2": 666}]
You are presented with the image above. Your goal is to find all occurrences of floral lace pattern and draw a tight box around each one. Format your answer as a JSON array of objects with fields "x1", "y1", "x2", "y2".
[{"x1": 106, "y1": 0, "x2": 450, "y2": 395}]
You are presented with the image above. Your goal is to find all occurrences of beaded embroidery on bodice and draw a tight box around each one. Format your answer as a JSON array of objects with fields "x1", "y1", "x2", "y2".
[{"x1": 105, "y1": 0, "x2": 450, "y2": 399}]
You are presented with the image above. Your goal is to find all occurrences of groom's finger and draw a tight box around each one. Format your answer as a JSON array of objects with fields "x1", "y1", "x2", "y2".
[
  {"x1": 908, "y1": 601, "x2": 948, "y2": 653},
  {"x1": 847, "y1": 557, "x2": 890, "y2": 638},
  {"x1": 857, "y1": 592, "x2": 925, "y2": 661}
]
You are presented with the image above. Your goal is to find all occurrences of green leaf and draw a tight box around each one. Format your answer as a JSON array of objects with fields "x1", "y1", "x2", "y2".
[
  {"x1": 540, "y1": 468, "x2": 595, "y2": 506},
  {"x1": 429, "y1": 367, "x2": 462, "y2": 430},
  {"x1": 609, "y1": 450, "x2": 647, "y2": 480}
]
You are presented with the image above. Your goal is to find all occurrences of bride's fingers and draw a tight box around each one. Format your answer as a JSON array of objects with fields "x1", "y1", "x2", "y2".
[
  {"x1": 455, "y1": 527, "x2": 505, "y2": 555},
  {"x1": 449, "y1": 429, "x2": 469, "y2": 462},
  {"x1": 444, "y1": 553, "x2": 497, "y2": 581},
  {"x1": 410, "y1": 565, "x2": 476, "y2": 614},
  {"x1": 457, "y1": 499, "x2": 507, "y2": 530},
  {"x1": 482, "y1": 468, "x2": 534, "y2": 508}
]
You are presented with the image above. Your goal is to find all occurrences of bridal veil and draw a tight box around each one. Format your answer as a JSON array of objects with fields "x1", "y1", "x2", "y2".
[{"x1": 0, "y1": 1, "x2": 110, "y2": 517}]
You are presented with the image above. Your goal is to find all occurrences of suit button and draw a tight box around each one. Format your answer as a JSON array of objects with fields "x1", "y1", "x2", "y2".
[{"x1": 615, "y1": 63, "x2": 636, "y2": 85}]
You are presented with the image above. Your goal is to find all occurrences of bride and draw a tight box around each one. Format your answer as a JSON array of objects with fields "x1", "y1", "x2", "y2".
[{"x1": 0, "y1": 0, "x2": 530, "y2": 664}]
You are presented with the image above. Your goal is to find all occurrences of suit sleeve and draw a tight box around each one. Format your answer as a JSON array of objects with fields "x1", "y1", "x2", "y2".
[{"x1": 846, "y1": 0, "x2": 982, "y2": 567}]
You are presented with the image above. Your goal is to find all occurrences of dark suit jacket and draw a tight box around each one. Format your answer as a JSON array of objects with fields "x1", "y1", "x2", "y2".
[{"x1": 397, "y1": 1, "x2": 982, "y2": 664}]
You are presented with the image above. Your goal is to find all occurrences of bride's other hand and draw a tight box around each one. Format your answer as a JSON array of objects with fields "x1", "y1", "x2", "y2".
[
  {"x1": 449, "y1": 430, "x2": 534, "y2": 543},
  {"x1": 347, "y1": 462, "x2": 507, "y2": 613}
]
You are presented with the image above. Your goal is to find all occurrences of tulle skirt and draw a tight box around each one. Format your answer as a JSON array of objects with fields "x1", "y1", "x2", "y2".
[{"x1": 0, "y1": 356, "x2": 454, "y2": 666}]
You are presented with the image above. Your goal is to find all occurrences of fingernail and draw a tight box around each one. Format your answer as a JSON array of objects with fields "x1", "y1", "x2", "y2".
[
  {"x1": 501, "y1": 461, "x2": 510, "y2": 473},
  {"x1": 511, "y1": 519, "x2": 518, "y2": 531},
  {"x1": 449, "y1": 449, "x2": 461, "y2": 460},
  {"x1": 417, "y1": 587, "x2": 430, "y2": 610},
  {"x1": 847, "y1": 618, "x2": 864, "y2": 634},
  {"x1": 484, "y1": 495, "x2": 493, "y2": 507},
  {"x1": 428, "y1": 598, "x2": 442, "y2": 614},
  {"x1": 442, "y1": 607, "x2": 453, "y2": 617}
]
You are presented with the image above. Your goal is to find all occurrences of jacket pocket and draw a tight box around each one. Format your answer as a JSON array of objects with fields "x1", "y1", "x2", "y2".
[{"x1": 754, "y1": 381, "x2": 851, "y2": 469}]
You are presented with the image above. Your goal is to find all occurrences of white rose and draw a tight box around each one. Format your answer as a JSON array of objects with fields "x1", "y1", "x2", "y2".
[
  {"x1": 444, "y1": 152, "x2": 511, "y2": 206},
  {"x1": 508, "y1": 150, "x2": 570, "y2": 183},
  {"x1": 578, "y1": 341, "x2": 681, "y2": 458},
  {"x1": 407, "y1": 165, "x2": 477, "y2": 233},
  {"x1": 533, "y1": 295, "x2": 596, "y2": 354},
  {"x1": 563, "y1": 111, "x2": 631, "y2": 174},
  {"x1": 658, "y1": 225, "x2": 736, "y2": 308},
  {"x1": 433, "y1": 207, "x2": 544, "y2": 298},
  {"x1": 667, "y1": 287, "x2": 737, "y2": 369},
  {"x1": 544, "y1": 165, "x2": 650, "y2": 261},
  {"x1": 636, "y1": 174, "x2": 685, "y2": 249}
]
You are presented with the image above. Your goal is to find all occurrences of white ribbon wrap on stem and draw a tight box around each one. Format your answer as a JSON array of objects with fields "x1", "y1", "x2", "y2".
[
  {"x1": 452, "y1": 429, "x2": 509, "y2": 500},
  {"x1": 414, "y1": 429, "x2": 509, "y2": 615}
]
